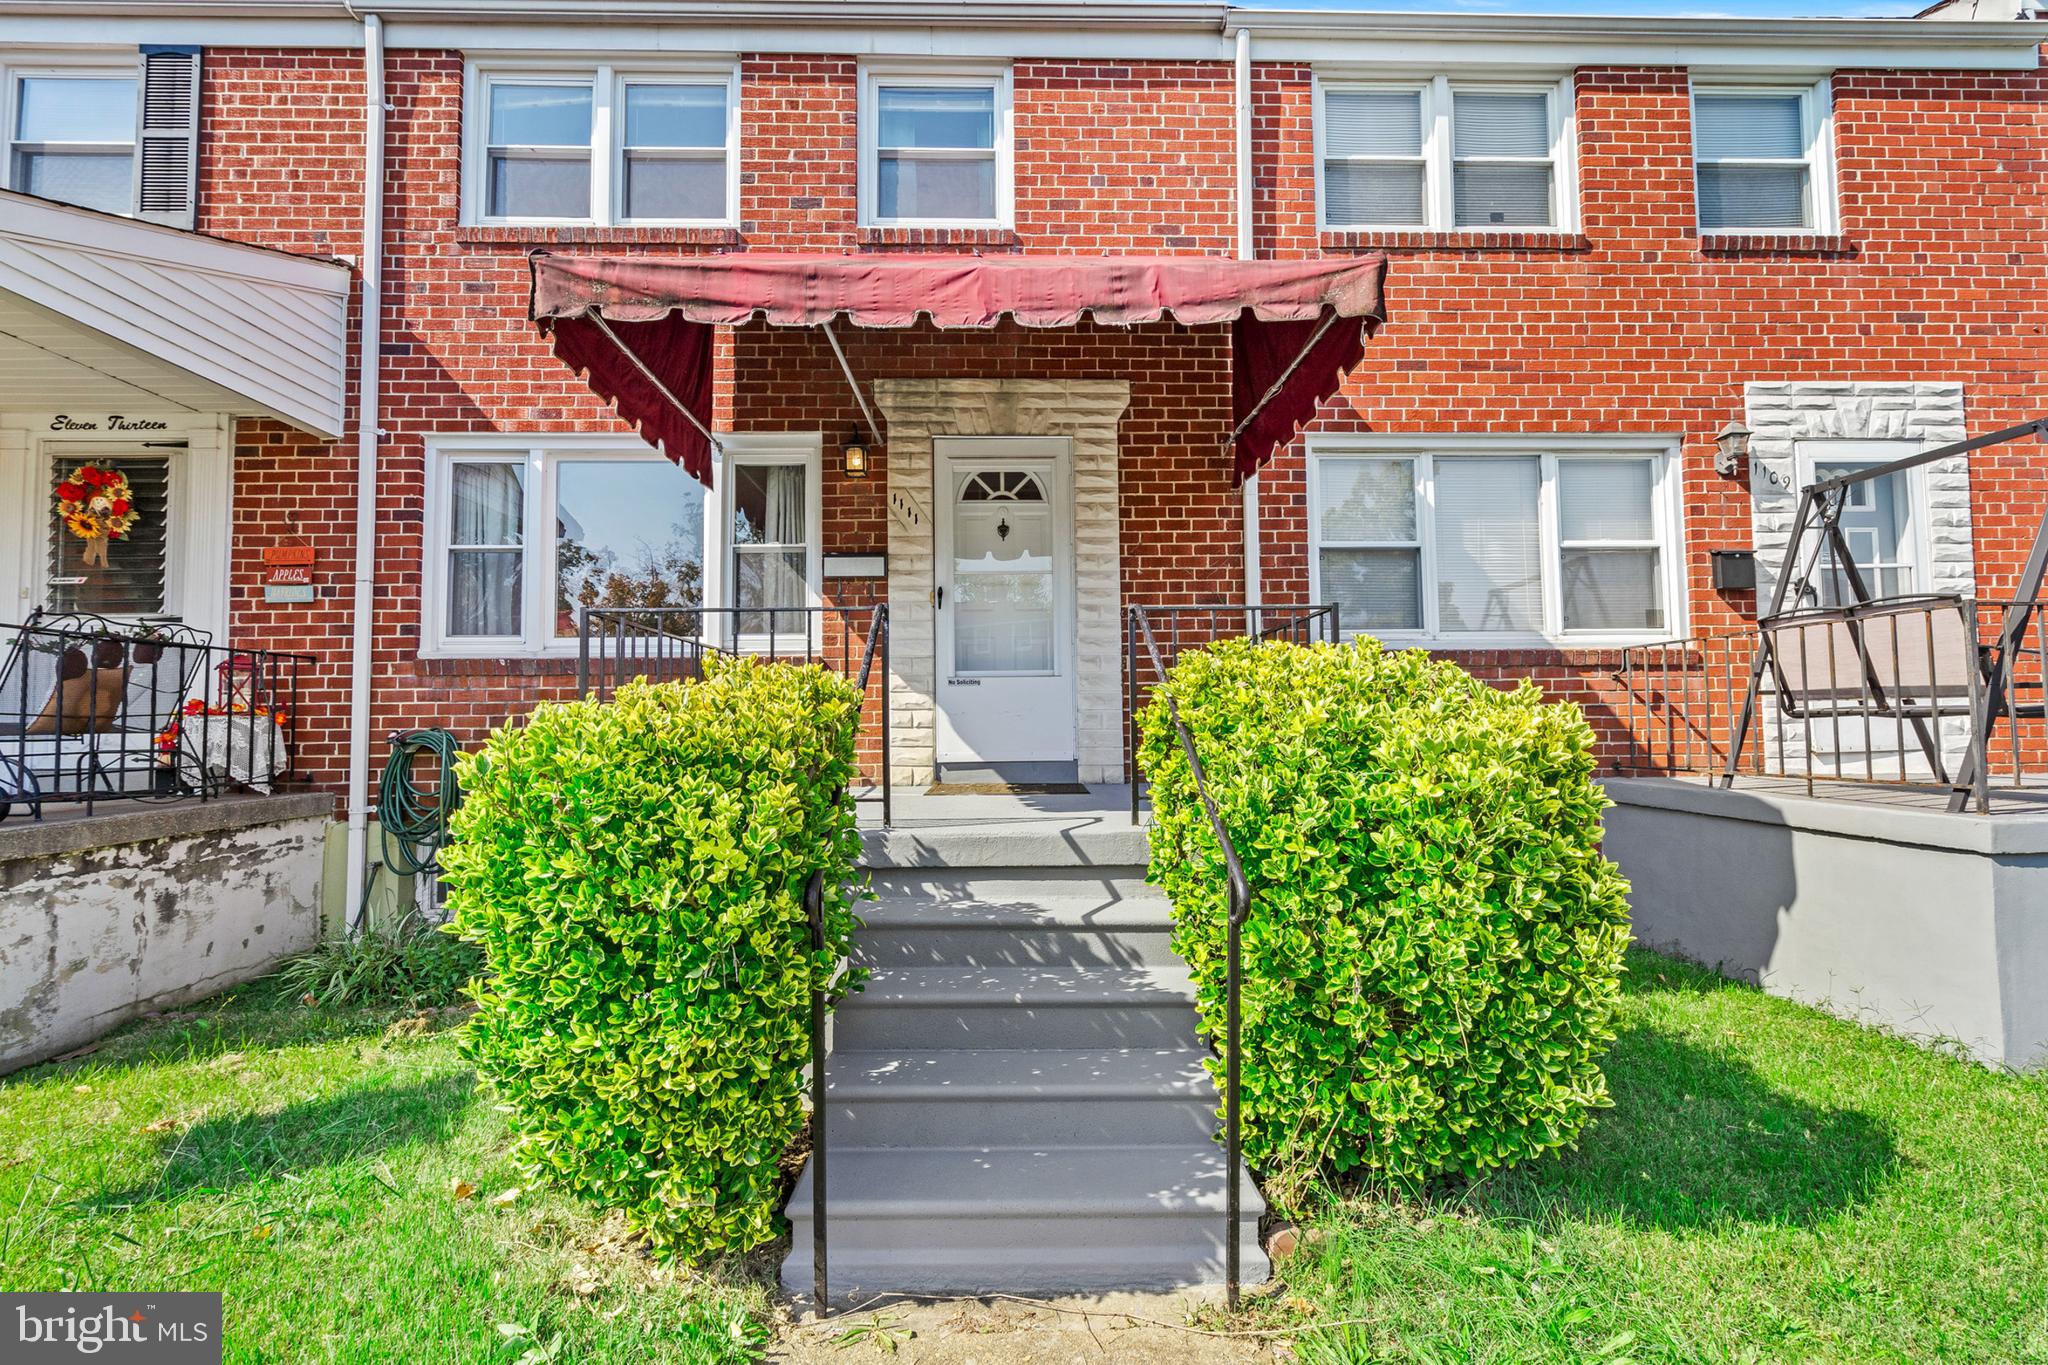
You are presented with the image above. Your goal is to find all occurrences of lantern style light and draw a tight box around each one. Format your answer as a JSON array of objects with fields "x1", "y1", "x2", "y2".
[
  {"x1": 842, "y1": 426, "x2": 872, "y2": 480},
  {"x1": 1715, "y1": 420, "x2": 1753, "y2": 477}
]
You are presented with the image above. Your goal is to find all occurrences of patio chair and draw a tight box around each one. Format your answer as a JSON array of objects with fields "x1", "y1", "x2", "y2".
[{"x1": 0, "y1": 612, "x2": 212, "y2": 818}]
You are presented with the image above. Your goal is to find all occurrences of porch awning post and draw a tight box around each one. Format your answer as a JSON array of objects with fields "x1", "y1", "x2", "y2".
[
  {"x1": 587, "y1": 311, "x2": 724, "y2": 457},
  {"x1": 821, "y1": 317, "x2": 885, "y2": 446},
  {"x1": 1220, "y1": 306, "x2": 1341, "y2": 462}
]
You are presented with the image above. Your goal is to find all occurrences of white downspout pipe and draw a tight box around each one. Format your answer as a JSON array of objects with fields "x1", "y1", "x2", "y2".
[
  {"x1": 342, "y1": 11, "x2": 385, "y2": 927},
  {"x1": 1234, "y1": 25, "x2": 1261, "y2": 611}
]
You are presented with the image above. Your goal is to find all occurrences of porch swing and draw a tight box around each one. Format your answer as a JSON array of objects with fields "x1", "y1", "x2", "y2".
[{"x1": 1720, "y1": 417, "x2": 2048, "y2": 812}]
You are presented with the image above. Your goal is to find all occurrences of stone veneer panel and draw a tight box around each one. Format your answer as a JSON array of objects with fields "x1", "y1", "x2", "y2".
[
  {"x1": 874, "y1": 379, "x2": 1132, "y2": 786},
  {"x1": 1744, "y1": 381, "x2": 1973, "y2": 772}
]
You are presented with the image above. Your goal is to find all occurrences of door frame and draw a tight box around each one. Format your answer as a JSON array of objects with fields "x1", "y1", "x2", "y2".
[{"x1": 932, "y1": 435, "x2": 1078, "y2": 769}]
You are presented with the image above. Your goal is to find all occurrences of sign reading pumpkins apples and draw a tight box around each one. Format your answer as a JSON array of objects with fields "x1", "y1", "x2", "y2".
[{"x1": 55, "y1": 463, "x2": 138, "y2": 569}]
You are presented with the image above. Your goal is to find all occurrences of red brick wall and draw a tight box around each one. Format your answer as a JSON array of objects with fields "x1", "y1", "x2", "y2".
[{"x1": 194, "y1": 44, "x2": 2048, "y2": 793}]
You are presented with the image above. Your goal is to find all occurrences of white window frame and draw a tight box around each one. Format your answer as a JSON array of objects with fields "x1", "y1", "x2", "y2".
[
  {"x1": 858, "y1": 62, "x2": 1014, "y2": 229},
  {"x1": 1308, "y1": 435, "x2": 1686, "y2": 648},
  {"x1": 1314, "y1": 73, "x2": 1577, "y2": 234},
  {"x1": 1, "y1": 56, "x2": 140, "y2": 213},
  {"x1": 1690, "y1": 77, "x2": 1838, "y2": 237},
  {"x1": 420, "y1": 434, "x2": 822, "y2": 658},
  {"x1": 1792, "y1": 439, "x2": 1930, "y2": 607},
  {"x1": 706, "y1": 433, "x2": 825, "y2": 654},
  {"x1": 462, "y1": 60, "x2": 741, "y2": 228}
]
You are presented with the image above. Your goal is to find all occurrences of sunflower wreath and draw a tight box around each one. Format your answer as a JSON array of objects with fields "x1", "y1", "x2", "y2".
[{"x1": 55, "y1": 464, "x2": 139, "y2": 569}]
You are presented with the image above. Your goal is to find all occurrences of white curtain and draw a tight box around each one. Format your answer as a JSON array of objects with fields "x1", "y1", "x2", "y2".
[{"x1": 763, "y1": 465, "x2": 804, "y2": 545}]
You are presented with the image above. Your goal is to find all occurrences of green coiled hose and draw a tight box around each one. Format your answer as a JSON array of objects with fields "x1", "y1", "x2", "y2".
[{"x1": 377, "y1": 727, "x2": 462, "y2": 877}]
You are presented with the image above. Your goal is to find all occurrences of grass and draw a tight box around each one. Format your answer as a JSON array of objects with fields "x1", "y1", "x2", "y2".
[
  {"x1": 5, "y1": 950, "x2": 2047, "y2": 1362},
  {"x1": 1277, "y1": 950, "x2": 2048, "y2": 1363},
  {"x1": 0, "y1": 980, "x2": 774, "y2": 1364}
]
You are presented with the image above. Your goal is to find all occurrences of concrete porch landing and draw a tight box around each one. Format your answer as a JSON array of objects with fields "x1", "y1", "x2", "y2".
[{"x1": 856, "y1": 785, "x2": 1146, "y2": 865}]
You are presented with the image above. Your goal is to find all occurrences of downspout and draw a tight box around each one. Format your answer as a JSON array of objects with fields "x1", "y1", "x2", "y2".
[
  {"x1": 1234, "y1": 25, "x2": 1261, "y2": 610},
  {"x1": 343, "y1": 10, "x2": 384, "y2": 925}
]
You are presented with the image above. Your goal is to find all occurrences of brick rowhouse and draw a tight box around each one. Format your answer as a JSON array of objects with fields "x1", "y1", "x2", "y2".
[{"x1": 166, "y1": 31, "x2": 2048, "y2": 797}]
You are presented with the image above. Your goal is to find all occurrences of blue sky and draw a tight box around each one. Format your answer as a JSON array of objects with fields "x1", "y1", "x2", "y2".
[{"x1": 1240, "y1": 1, "x2": 1925, "y2": 15}]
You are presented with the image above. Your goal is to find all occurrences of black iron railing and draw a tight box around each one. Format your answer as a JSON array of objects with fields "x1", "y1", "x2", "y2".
[
  {"x1": 1125, "y1": 601, "x2": 1339, "y2": 1310},
  {"x1": 577, "y1": 602, "x2": 889, "y2": 1313},
  {"x1": 1125, "y1": 602, "x2": 1341, "y2": 825},
  {"x1": 576, "y1": 603, "x2": 892, "y2": 827},
  {"x1": 0, "y1": 612, "x2": 311, "y2": 821}
]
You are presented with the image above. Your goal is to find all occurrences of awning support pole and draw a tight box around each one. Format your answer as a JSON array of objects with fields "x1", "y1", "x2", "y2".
[
  {"x1": 821, "y1": 317, "x2": 884, "y2": 445},
  {"x1": 587, "y1": 311, "x2": 723, "y2": 455},
  {"x1": 1221, "y1": 307, "x2": 1342, "y2": 461}
]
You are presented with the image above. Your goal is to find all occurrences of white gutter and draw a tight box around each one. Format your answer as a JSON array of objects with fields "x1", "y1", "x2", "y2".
[
  {"x1": 1235, "y1": 24, "x2": 1260, "y2": 611},
  {"x1": 342, "y1": 9, "x2": 384, "y2": 927}
]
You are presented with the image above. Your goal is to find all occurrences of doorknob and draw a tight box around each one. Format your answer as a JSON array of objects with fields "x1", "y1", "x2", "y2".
[{"x1": 932, "y1": 586, "x2": 945, "y2": 610}]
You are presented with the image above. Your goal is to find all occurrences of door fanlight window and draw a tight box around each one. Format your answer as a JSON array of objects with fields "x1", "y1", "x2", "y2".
[{"x1": 960, "y1": 470, "x2": 1046, "y2": 502}]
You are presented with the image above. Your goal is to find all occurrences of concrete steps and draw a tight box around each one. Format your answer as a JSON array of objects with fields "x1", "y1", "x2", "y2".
[{"x1": 782, "y1": 822, "x2": 1268, "y2": 1300}]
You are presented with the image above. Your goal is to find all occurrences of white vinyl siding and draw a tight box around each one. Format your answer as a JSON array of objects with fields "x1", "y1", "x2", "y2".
[
  {"x1": 1692, "y1": 80, "x2": 1836, "y2": 234},
  {"x1": 465, "y1": 63, "x2": 739, "y2": 227},
  {"x1": 1310, "y1": 439, "x2": 1682, "y2": 645},
  {"x1": 1317, "y1": 75, "x2": 1573, "y2": 233}
]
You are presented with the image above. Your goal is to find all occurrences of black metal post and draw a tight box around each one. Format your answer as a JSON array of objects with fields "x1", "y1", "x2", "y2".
[
  {"x1": 805, "y1": 867, "x2": 829, "y2": 1315},
  {"x1": 1224, "y1": 868, "x2": 1247, "y2": 1311}
]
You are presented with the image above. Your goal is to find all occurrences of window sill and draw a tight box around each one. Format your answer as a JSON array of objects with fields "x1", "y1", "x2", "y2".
[
  {"x1": 452, "y1": 225, "x2": 744, "y2": 248},
  {"x1": 415, "y1": 653, "x2": 583, "y2": 677},
  {"x1": 1320, "y1": 230, "x2": 1591, "y2": 253},
  {"x1": 1356, "y1": 632, "x2": 1673, "y2": 664},
  {"x1": 1697, "y1": 233, "x2": 1855, "y2": 257},
  {"x1": 858, "y1": 225, "x2": 1021, "y2": 250}
]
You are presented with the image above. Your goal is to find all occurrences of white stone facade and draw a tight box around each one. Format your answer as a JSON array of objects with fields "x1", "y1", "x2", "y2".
[{"x1": 873, "y1": 379, "x2": 1132, "y2": 786}]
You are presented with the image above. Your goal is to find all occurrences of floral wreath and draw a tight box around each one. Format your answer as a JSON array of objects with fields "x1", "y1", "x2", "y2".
[{"x1": 56, "y1": 463, "x2": 139, "y2": 568}]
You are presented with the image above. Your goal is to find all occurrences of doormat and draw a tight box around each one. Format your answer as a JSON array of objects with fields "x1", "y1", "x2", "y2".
[{"x1": 925, "y1": 782, "x2": 1092, "y2": 796}]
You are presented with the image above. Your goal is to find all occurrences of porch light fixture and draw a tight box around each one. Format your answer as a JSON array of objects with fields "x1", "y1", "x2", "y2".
[
  {"x1": 1715, "y1": 420, "x2": 1753, "y2": 477},
  {"x1": 842, "y1": 426, "x2": 872, "y2": 480}
]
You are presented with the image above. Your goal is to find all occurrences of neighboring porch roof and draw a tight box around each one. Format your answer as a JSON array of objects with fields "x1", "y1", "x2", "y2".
[
  {"x1": 529, "y1": 252, "x2": 1388, "y2": 487},
  {"x1": 0, "y1": 190, "x2": 353, "y2": 438}
]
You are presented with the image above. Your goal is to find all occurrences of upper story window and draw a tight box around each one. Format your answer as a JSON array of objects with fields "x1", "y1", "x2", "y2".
[
  {"x1": 1, "y1": 50, "x2": 200, "y2": 227},
  {"x1": 1317, "y1": 76, "x2": 1574, "y2": 233},
  {"x1": 1310, "y1": 439, "x2": 1681, "y2": 645},
  {"x1": 467, "y1": 63, "x2": 738, "y2": 226},
  {"x1": 1692, "y1": 79, "x2": 1836, "y2": 235},
  {"x1": 860, "y1": 66, "x2": 1012, "y2": 228},
  {"x1": 10, "y1": 72, "x2": 137, "y2": 215}
]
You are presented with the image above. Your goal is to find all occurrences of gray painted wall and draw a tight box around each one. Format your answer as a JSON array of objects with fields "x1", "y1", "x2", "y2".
[
  {"x1": 0, "y1": 796, "x2": 328, "y2": 1073},
  {"x1": 1604, "y1": 778, "x2": 2048, "y2": 1070}
]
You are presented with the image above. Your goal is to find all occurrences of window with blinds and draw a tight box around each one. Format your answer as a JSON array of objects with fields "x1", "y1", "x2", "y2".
[
  {"x1": 46, "y1": 453, "x2": 171, "y2": 617},
  {"x1": 1693, "y1": 83, "x2": 1831, "y2": 233},
  {"x1": 1319, "y1": 77, "x2": 1567, "y2": 232},
  {"x1": 1311, "y1": 446, "x2": 1674, "y2": 642},
  {"x1": 1, "y1": 48, "x2": 202, "y2": 227}
]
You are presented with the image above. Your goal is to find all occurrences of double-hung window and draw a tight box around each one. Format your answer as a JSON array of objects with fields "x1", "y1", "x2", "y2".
[
  {"x1": 1311, "y1": 441, "x2": 1680, "y2": 643},
  {"x1": 1692, "y1": 80, "x2": 1836, "y2": 234},
  {"x1": 1318, "y1": 76, "x2": 1572, "y2": 232},
  {"x1": 425, "y1": 437, "x2": 819, "y2": 656},
  {"x1": 860, "y1": 67, "x2": 1011, "y2": 227},
  {"x1": 7, "y1": 69, "x2": 137, "y2": 216},
  {"x1": 470, "y1": 64, "x2": 738, "y2": 226}
]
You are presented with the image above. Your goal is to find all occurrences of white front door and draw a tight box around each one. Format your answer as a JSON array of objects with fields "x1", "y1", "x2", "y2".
[{"x1": 933, "y1": 437, "x2": 1076, "y2": 772}]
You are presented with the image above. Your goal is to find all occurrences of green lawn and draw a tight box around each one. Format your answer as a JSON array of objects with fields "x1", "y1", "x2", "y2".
[
  {"x1": 1280, "y1": 951, "x2": 2048, "y2": 1363},
  {"x1": 4, "y1": 952, "x2": 2046, "y2": 1362},
  {"x1": 0, "y1": 987, "x2": 774, "y2": 1364}
]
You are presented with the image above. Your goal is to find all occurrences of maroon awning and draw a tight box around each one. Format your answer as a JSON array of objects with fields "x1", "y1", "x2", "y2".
[{"x1": 529, "y1": 252, "x2": 1388, "y2": 487}]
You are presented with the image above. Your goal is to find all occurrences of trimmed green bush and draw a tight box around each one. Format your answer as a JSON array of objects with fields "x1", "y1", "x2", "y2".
[
  {"x1": 1140, "y1": 636, "x2": 1630, "y2": 1198},
  {"x1": 440, "y1": 657, "x2": 866, "y2": 1260}
]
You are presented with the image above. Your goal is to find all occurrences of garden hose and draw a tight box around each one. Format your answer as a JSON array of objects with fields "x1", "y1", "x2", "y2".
[
  {"x1": 378, "y1": 727, "x2": 463, "y2": 877},
  {"x1": 350, "y1": 728, "x2": 464, "y2": 937}
]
